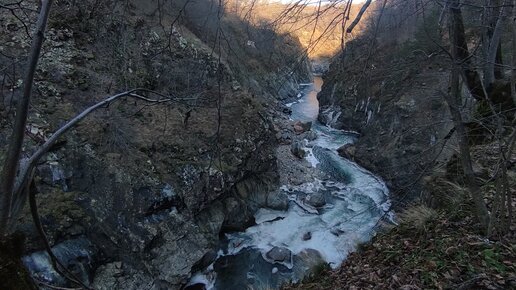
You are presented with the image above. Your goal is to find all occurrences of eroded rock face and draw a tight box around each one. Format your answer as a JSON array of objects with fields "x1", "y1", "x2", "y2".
[
  {"x1": 2, "y1": 1, "x2": 311, "y2": 288},
  {"x1": 317, "y1": 46, "x2": 459, "y2": 203}
]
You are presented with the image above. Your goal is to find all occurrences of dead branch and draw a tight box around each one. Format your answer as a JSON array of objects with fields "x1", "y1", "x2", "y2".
[{"x1": 346, "y1": 0, "x2": 372, "y2": 33}]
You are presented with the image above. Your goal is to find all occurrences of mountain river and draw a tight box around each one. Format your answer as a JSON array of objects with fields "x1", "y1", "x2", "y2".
[{"x1": 187, "y1": 76, "x2": 392, "y2": 289}]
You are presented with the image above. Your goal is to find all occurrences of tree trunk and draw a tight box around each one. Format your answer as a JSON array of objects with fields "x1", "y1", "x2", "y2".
[
  {"x1": 449, "y1": 0, "x2": 487, "y2": 100},
  {"x1": 512, "y1": 0, "x2": 516, "y2": 106},
  {"x1": 442, "y1": 75, "x2": 491, "y2": 231},
  {"x1": 0, "y1": 0, "x2": 53, "y2": 237},
  {"x1": 494, "y1": 42, "x2": 504, "y2": 79},
  {"x1": 485, "y1": 0, "x2": 509, "y2": 87},
  {"x1": 346, "y1": 0, "x2": 372, "y2": 34},
  {"x1": 447, "y1": 0, "x2": 491, "y2": 231}
]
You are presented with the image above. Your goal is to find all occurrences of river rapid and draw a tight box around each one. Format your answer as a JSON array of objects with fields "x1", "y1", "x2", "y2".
[{"x1": 188, "y1": 76, "x2": 392, "y2": 289}]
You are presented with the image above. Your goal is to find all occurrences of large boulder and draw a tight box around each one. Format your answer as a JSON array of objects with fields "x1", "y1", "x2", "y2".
[{"x1": 305, "y1": 131, "x2": 317, "y2": 141}]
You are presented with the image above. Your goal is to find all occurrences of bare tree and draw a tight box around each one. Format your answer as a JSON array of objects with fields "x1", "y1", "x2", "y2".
[
  {"x1": 0, "y1": 0, "x2": 53, "y2": 237},
  {"x1": 512, "y1": 0, "x2": 516, "y2": 106}
]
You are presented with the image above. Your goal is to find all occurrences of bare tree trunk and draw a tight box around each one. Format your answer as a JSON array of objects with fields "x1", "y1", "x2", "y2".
[
  {"x1": 485, "y1": 0, "x2": 509, "y2": 86},
  {"x1": 494, "y1": 43, "x2": 504, "y2": 79},
  {"x1": 347, "y1": 0, "x2": 372, "y2": 34},
  {"x1": 512, "y1": 0, "x2": 516, "y2": 106},
  {"x1": 449, "y1": 0, "x2": 487, "y2": 101},
  {"x1": 447, "y1": 0, "x2": 491, "y2": 231},
  {"x1": 442, "y1": 78, "x2": 491, "y2": 231},
  {"x1": 0, "y1": 0, "x2": 53, "y2": 237}
]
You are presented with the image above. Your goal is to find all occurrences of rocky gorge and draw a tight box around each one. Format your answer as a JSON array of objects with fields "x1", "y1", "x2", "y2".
[
  {"x1": 3, "y1": 0, "x2": 514, "y2": 289},
  {"x1": 0, "y1": 1, "x2": 314, "y2": 289}
]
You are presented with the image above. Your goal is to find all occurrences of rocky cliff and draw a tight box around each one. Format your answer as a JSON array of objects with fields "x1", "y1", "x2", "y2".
[
  {"x1": 0, "y1": 1, "x2": 309, "y2": 289},
  {"x1": 317, "y1": 38, "x2": 459, "y2": 203}
]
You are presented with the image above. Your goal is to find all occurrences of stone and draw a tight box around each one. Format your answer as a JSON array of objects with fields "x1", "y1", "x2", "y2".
[
  {"x1": 266, "y1": 191, "x2": 289, "y2": 211},
  {"x1": 292, "y1": 249, "x2": 325, "y2": 281},
  {"x1": 266, "y1": 247, "x2": 292, "y2": 263},
  {"x1": 192, "y1": 250, "x2": 218, "y2": 273},
  {"x1": 302, "y1": 232, "x2": 312, "y2": 241},
  {"x1": 291, "y1": 141, "x2": 306, "y2": 159},
  {"x1": 330, "y1": 227, "x2": 345, "y2": 236},
  {"x1": 305, "y1": 192, "x2": 326, "y2": 208},
  {"x1": 305, "y1": 131, "x2": 317, "y2": 141},
  {"x1": 293, "y1": 121, "x2": 312, "y2": 134},
  {"x1": 337, "y1": 144, "x2": 356, "y2": 160}
]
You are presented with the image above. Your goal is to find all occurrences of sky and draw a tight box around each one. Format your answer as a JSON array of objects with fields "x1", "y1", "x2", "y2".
[{"x1": 278, "y1": 0, "x2": 370, "y2": 3}]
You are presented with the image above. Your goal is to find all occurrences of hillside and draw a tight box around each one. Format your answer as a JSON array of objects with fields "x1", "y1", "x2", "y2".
[
  {"x1": 0, "y1": 0, "x2": 515, "y2": 289},
  {"x1": 0, "y1": 1, "x2": 310, "y2": 289},
  {"x1": 287, "y1": 0, "x2": 516, "y2": 288},
  {"x1": 226, "y1": 1, "x2": 370, "y2": 59}
]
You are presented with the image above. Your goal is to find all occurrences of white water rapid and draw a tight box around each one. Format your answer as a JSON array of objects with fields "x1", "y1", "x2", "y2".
[{"x1": 187, "y1": 76, "x2": 391, "y2": 290}]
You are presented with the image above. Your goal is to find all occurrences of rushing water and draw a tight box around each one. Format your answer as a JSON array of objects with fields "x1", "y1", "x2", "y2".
[{"x1": 188, "y1": 77, "x2": 391, "y2": 289}]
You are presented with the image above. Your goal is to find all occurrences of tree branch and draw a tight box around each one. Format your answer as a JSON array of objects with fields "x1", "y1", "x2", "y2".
[{"x1": 346, "y1": 0, "x2": 372, "y2": 33}]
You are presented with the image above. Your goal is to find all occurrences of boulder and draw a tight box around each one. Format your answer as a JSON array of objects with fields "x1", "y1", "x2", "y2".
[
  {"x1": 305, "y1": 131, "x2": 317, "y2": 141},
  {"x1": 293, "y1": 121, "x2": 312, "y2": 134},
  {"x1": 266, "y1": 247, "x2": 292, "y2": 263},
  {"x1": 291, "y1": 141, "x2": 306, "y2": 159},
  {"x1": 266, "y1": 191, "x2": 289, "y2": 211},
  {"x1": 305, "y1": 192, "x2": 326, "y2": 208},
  {"x1": 337, "y1": 144, "x2": 356, "y2": 160}
]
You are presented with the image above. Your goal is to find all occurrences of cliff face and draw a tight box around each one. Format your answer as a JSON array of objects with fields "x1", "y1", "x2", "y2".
[
  {"x1": 317, "y1": 39, "x2": 458, "y2": 201},
  {"x1": 0, "y1": 1, "x2": 309, "y2": 288}
]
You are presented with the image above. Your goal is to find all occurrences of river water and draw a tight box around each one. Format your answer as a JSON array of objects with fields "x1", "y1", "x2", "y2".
[{"x1": 188, "y1": 77, "x2": 392, "y2": 289}]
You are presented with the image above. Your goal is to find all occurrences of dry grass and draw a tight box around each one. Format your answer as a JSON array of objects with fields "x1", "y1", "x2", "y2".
[{"x1": 398, "y1": 204, "x2": 438, "y2": 231}]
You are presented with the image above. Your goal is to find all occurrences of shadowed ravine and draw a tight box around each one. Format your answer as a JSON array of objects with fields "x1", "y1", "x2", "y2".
[{"x1": 187, "y1": 76, "x2": 392, "y2": 290}]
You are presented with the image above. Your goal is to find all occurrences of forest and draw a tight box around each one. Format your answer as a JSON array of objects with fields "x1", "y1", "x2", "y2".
[{"x1": 0, "y1": 0, "x2": 514, "y2": 289}]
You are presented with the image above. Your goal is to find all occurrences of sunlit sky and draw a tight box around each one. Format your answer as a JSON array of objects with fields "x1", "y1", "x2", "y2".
[{"x1": 277, "y1": 0, "x2": 370, "y2": 3}]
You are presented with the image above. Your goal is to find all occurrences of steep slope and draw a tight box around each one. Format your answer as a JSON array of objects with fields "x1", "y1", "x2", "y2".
[
  {"x1": 285, "y1": 1, "x2": 516, "y2": 289},
  {"x1": 0, "y1": 1, "x2": 310, "y2": 289}
]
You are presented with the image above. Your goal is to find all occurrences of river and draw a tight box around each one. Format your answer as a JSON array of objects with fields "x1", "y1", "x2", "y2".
[{"x1": 187, "y1": 76, "x2": 392, "y2": 289}]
